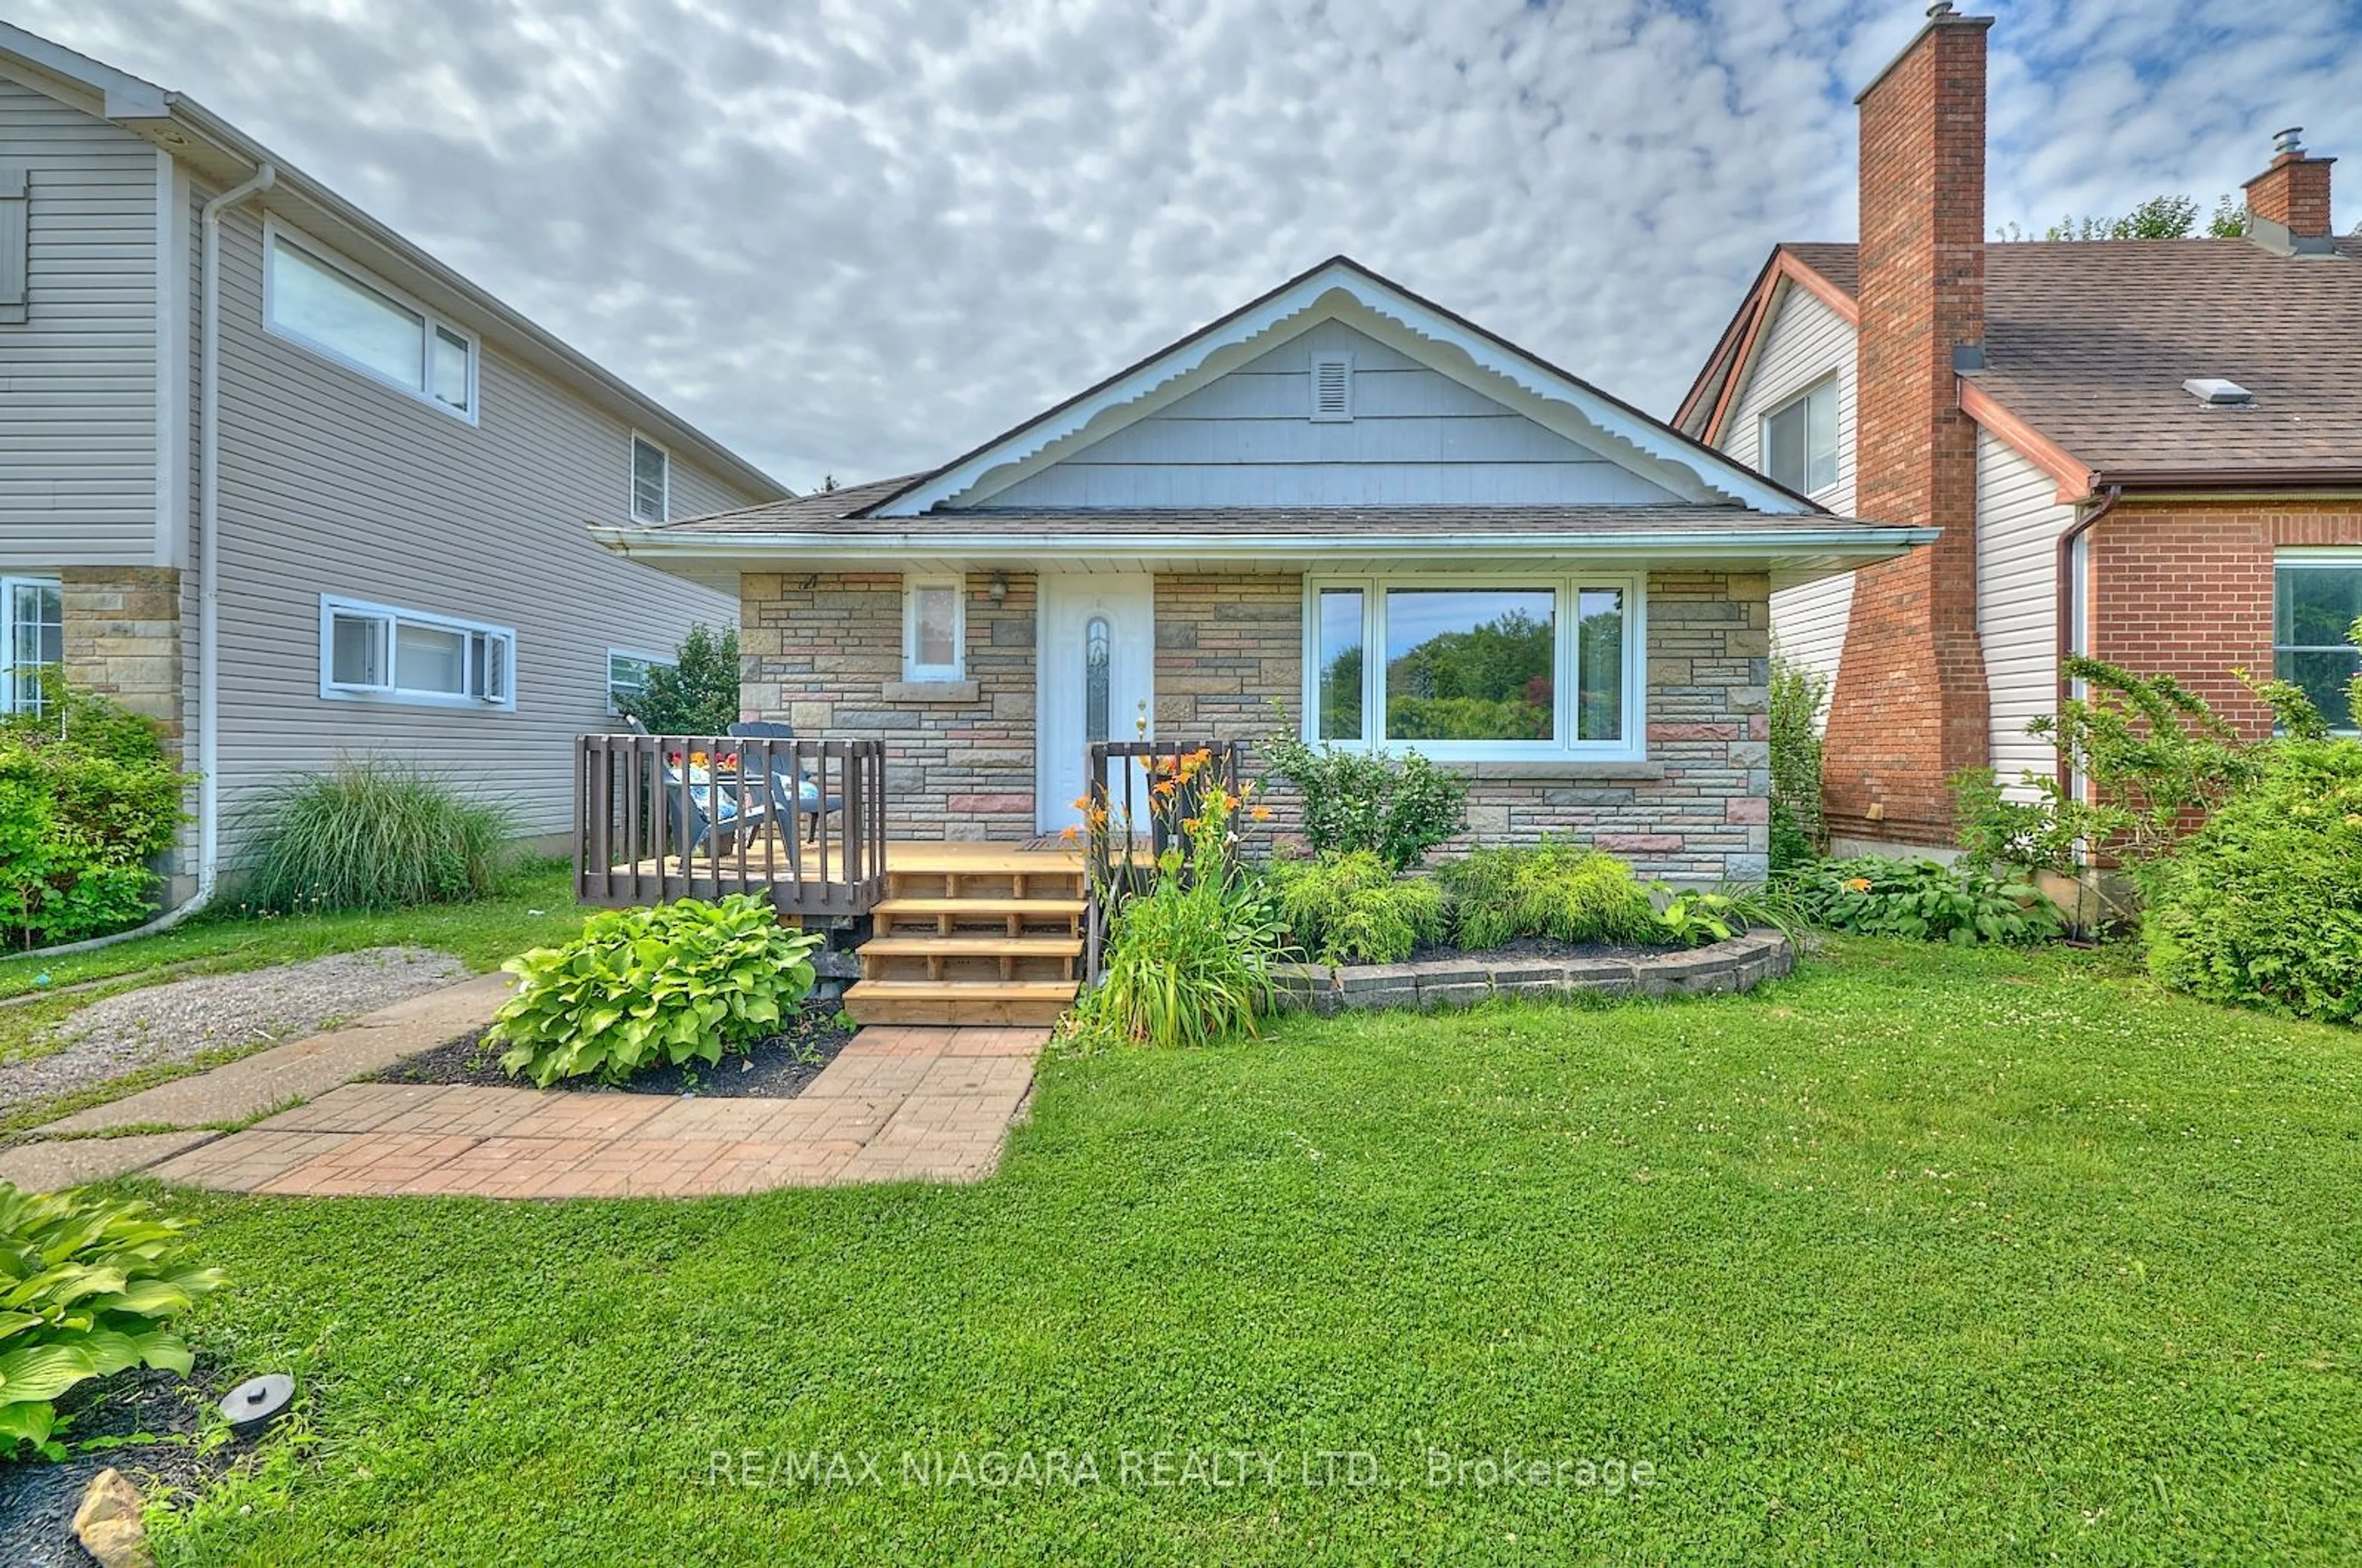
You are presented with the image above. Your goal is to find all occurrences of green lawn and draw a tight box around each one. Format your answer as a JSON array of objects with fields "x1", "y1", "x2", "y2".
[{"x1": 135, "y1": 940, "x2": 2360, "y2": 1564}]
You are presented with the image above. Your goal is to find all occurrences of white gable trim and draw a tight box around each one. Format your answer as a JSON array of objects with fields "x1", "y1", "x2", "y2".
[{"x1": 877, "y1": 261, "x2": 1815, "y2": 517}]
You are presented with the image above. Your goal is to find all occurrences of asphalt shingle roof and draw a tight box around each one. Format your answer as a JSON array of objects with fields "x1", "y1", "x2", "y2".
[{"x1": 1791, "y1": 237, "x2": 2362, "y2": 477}]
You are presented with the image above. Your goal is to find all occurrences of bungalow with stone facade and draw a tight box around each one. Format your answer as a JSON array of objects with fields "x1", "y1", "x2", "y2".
[{"x1": 589, "y1": 255, "x2": 1929, "y2": 913}]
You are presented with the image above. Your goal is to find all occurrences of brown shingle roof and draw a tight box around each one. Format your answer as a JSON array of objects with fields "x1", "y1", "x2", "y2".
[
  {"x1": 653, "y1": 474, "x2": 918, "y2": 531},
  {"x1": 1784, "y1": 237, "x2": 2362, "y2": 478}
]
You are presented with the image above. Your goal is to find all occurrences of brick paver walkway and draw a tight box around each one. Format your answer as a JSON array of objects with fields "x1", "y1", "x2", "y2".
[{"x1": 144, "y1": 1025, "x2": 1046, "y2": 1198}]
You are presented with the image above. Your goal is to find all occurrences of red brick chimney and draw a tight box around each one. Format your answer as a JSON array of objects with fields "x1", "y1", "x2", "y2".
[
  {"x1": 2243, "y1": 127, "x2": 2337, "y2": 252},
  {"x1": 1821, "y1": 2, "x2": 1994, "y2": 848}
]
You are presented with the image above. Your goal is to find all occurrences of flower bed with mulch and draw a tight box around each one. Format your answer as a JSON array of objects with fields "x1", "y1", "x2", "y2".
[{"x1": 365, "y1": 1009, "x2": 858, "y2": 1099}]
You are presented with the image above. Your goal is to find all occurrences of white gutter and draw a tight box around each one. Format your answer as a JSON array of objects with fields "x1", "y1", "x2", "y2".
[{"x1": 28, "y1": 160, "x2": 277, "y2": 958}]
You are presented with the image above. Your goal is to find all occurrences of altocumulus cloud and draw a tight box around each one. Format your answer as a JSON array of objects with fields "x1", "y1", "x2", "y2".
[{"x1": 20, "y1": 0, "x2": 2361, "y2": 489}]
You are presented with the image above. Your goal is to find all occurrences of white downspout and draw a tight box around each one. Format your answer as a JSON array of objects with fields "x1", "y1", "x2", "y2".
[{"x1": 27, "y1": 160, "x2": 274, "y2": 959}]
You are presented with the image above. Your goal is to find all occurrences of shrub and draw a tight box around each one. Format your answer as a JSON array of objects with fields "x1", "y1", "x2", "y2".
[
  {"x1": 2142, "y1": 741, "x2": 2362, "y2": 1022},
  {"x1": 1076, "y1": 767, "x2": 1282, "y2": 1048},
  {"x1": 0, "y1": 1183, "x2": 225, "y2": 1460},
  {"x1": 614, "y1": 623, "x2": 741, "y2": 736},
  {"x1": 1262, "y1": 850, "x2": 1447, "y2": 965},
  {"x1": 1768, "y1": 655, "x2": 1826, "y2": 870},
  {"x1": 0, "y1": 684, "x2": 185, "y2": 950},
  {"x1": 1433, "y1": 838, "x2": 1661, "y2": 950},
  {"x1": 490, "y1": 893, "x2": 823, "y2": 1087},
  {"x1": 1257, "y1": 725, "x2": 1467, "y2": 870},
  {"x1": 239, "y1": 760, "x2": 517, "y2": 914},
  {"x1": 1778, "y1": 854, "x2": 2061, "y2": 946}
]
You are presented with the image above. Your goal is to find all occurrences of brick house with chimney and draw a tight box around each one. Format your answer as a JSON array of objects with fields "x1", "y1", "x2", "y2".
[{"x1": 1678, "y1": 4, "x2": 2362, "y2": 853}]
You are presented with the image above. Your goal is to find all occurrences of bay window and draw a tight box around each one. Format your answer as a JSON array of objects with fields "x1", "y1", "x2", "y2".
[{"x1": 1305, "y1": 573, "x2": 1643, "y2": 760}]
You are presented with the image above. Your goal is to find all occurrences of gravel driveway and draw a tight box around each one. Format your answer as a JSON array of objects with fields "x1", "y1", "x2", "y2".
[{"x1": 1, "y1": 947, "x2": 469, "y2": 1115}]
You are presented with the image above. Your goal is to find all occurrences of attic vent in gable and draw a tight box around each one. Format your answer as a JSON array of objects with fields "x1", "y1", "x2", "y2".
[{"x1": 1310, "y1": 354, "x2": 1354, "y2": 422}]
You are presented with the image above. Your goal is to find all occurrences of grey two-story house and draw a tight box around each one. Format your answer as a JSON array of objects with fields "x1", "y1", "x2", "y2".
[{"x1": 0, "y1": 23, "x2": 785, "y2": 901}]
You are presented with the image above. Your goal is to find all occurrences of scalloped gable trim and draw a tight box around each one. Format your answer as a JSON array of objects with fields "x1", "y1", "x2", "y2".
[{"x1": 866, "y1": 257, "x2": 1821, "y2": 519}]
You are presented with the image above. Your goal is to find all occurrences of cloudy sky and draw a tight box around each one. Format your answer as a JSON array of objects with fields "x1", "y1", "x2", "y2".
[{"x1": 20, "y1": 0, "x2": 2362, "y2": 491}]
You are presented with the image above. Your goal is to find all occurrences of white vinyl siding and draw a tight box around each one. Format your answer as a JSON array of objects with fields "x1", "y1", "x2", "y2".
[
  {"x1": 0, "y1": 75, "x2": 158, "y2": 569},
  {"x1": 969, "y1": 320, "x2": 1684, "y2": 509},
  {"x1": 193, "y1": 188, "x2": 758, "y2": 864},
  {"x1": 1974, "y1": 431, "x2": 2075, "y2": 799},
  {"x1": 1719, "y1": 285, "x2": 1860, "y2": 707},
  {"x1": 2, "y1": 573, "x2": 63, "y2": 714}
]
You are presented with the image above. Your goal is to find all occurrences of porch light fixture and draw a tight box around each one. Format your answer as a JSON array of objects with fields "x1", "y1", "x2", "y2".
[{"x1": 988, "y1": 572, "x2": 1008, "y2": 604}]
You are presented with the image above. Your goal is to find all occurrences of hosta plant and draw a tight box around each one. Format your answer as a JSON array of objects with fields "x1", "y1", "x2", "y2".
[
  {"x1": 490, "y1": 894, "x2": 823, "y2": 1087},
  {"x1": 1778, "y1": 855, "x2": 2061, "y2": 947},
  {"x1": 1, "y1": 1183, "x2": 225, "y2": 1460}
]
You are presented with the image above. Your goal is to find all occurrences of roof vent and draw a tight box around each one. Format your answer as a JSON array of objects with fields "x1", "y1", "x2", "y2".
[
  {"x1": 2182, "y1": 377, "x2": 2254, "y2": 405},
  {"x1": 1310, "y1": 354, "x2": 1353, "y2": 423},
  {"x1": 2273, "y1": 125, "x2": 2305, "y2": 158}
]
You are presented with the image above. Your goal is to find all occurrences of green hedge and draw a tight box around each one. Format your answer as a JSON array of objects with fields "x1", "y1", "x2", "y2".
[
  {"x1": 2144, "y1": 741, "x2": 2362, "y2": 1022},
  {"x1": 1, "y1": 685, "x2": 185, "y2": 949}
]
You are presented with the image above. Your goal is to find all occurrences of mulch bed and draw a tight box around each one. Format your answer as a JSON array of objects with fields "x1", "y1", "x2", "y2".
[
  {"x1": 0, "y1": 1362, "x2": 239, "y2": 1568},
  {"x1": 1404, "y1": 934, "x2": 1686, "y2": 966},
  {"x1": 366, "y1": 1009, "x2": 858, "y2": 1099}
]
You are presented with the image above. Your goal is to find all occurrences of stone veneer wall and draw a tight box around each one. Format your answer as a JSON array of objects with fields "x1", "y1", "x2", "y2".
[
  {"x1": 60, "y1": 567, "x2": 184, "y2": 754},
  {"x1": 741, "y1": 567, "x2": 1770, "y2": 880},
  {"x1": 741, "y1": 570, "x2": 1039, "y2": 840}
]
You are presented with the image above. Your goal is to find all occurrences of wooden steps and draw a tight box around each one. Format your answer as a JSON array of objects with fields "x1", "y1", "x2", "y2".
[{"x1": 844, "y1": 848, "x2": 1088, "y2": 1027}]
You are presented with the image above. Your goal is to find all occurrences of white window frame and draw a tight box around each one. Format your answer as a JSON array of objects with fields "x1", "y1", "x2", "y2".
[
  {"x1": 2, "y1": 573, "x2": 63, "y2": 716},
  {"x1": 902, "y1": 575, "x2": 966, "y2": 683},
  {"x1": 263, "y1": 220, "x2": 480, "y2": 424},
  {"x1": 319, "y1": 594, "x2": 515, "y2": 710},
  {"x1": 2273, "y1": 549, "x2": 2362, "y2": 734},
  {"x1": 1300, "y1": 570, "x2": 1647, "y2": 763},
  {"x1": 606, "y1": 647, "x2": 674, "y2": 715},
  {"x1": 630, "y1": 432, "x2": 671, "y2": 523},
  {"x1": 1759, "y1": 375, "x2": 1839, "y2": 498}
]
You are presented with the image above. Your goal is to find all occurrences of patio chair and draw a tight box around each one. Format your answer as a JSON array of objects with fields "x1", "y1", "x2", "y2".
[
  {"x1": 728, "y1": 721, "x2": 845, "y2": 844},
  {"x1": 626, "y1": 718, "x2": 774, "y2": 855}
]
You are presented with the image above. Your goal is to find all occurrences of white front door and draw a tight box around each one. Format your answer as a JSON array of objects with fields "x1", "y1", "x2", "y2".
[{"x1": 1036, "y1": 575, "x2": 1155, "y2": 835}]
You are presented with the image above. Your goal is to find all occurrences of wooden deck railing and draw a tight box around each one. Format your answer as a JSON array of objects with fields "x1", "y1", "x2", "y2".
[
  {"x1": 574, "y1": 734, "x2": 888, "y2": 917},
  {"x1": 1081, "y1": 739, "x2": 1248, "y2": 982}
]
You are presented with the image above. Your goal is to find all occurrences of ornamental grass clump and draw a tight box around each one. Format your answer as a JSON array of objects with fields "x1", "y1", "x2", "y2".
[
  {"x1": 1075, "y1": 752, "x2": 1283, "y2": 1049},
  {"x1": 240, "y1": 760, "x2": 516, "y2": 914},
  {"x1": 490, "y1": 893, "x2": 823, "y2": 1086},
  {"x1": 1262, "y1": 850, "x2": 1446, "y2": 965},
  {"x1": 0, "y1": 1182, "x2": 225, "y2": 1460},
  {"x1": 1433, "y1": 838, "x2": 1661, "y2": 951}
]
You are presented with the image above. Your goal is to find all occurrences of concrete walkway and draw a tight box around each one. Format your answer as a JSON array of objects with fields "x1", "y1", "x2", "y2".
[{"x1": 146, "y1": 1026, "x2": 1044, "y2": 1196}]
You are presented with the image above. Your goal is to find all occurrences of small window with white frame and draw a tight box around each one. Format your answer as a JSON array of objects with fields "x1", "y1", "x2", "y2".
[
  {"x1": 2, "y1": 574, "x2": 63, "y2": 715},
  {"x1": 606, "y1": 648, "x2": 673, "y2": 715},
  {"x1": 264, "y1": 221, "x2": 477, "y2": 420},
  {"x1": 1304, "y1": 572, "x2": 1645, "y2": 762},
  {"x1": 2275, "y1": 551, "x2": 2362, "y2": 732},
  {"x1": 1760, "y1": 376, "x2": 1839, "y2": 496},
  {"x1": 320, "y1": 595, "x2": 514, "y2": 709},
  {"x1": 902, "y1": 575, "x2": 964, "y2": 682},
  {"x1": 630, "y1": 434, "x2": 670, "y2": 523}
]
